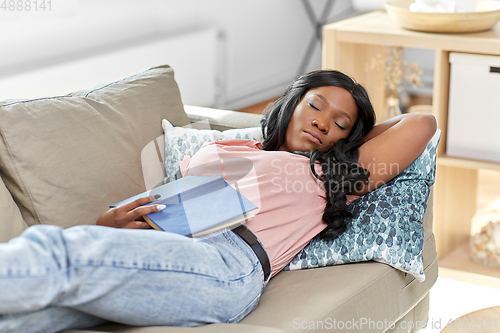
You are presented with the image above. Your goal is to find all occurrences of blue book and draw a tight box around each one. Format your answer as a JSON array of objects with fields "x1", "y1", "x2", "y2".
[{"x1": 111, "y1": 175, "x2": 258, "y2": 237}]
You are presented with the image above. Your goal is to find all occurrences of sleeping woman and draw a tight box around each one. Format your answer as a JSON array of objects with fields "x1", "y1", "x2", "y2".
[{"x1": 0, "y1": 70, "x2": 436, "y2": 332}]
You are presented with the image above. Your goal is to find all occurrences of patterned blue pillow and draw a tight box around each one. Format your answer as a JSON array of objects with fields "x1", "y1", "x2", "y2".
[{"x1": 283, "y1": 130, "x2": 441, "y2": 282}]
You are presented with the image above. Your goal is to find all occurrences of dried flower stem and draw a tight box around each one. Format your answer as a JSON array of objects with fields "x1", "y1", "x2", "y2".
[{"x1": 365, "y1": 46, "x2": 423, "y2": 98}]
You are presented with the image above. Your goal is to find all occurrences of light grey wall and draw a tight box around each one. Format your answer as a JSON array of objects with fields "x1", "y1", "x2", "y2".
[{"x1": 0, "y1": 0, "x2": 355, "y2": 109}]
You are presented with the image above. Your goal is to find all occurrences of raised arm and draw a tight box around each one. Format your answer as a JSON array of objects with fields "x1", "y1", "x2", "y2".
[{"x1": 353, "y1": 113, "x2": 437, "y2": 195}]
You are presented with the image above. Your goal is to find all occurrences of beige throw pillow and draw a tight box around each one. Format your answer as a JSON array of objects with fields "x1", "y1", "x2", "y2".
[
  {"x1": 0, "y1": 176, "x2": 28, "y2": 242},
  {"x1": 0, "y1": 65, "x2": 189, "y2": 228}
]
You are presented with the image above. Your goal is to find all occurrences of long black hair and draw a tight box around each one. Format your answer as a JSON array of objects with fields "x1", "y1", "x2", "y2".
[{"x1": 261, "y1": 70, "x2": 376, "y2": 240}]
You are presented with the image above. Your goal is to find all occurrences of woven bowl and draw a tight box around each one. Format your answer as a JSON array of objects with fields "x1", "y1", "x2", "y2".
[{"x1": 385, "y1": 0, "x2": 500, "y2": 33}]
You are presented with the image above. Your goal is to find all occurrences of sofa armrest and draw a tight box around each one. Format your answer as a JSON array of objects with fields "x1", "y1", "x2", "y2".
[{"x1": 184, "y1": 105, "x2": 262, "y2": 131}]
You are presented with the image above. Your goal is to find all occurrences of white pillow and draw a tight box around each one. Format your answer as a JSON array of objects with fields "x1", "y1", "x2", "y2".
[{"x1": 162, "y1": 119, "x2": 263, "y2": 182}]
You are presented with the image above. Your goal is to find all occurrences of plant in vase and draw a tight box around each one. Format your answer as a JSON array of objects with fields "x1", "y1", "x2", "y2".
[{"x1": 366, "y1": 46, "x2": 423, "y2": 118}]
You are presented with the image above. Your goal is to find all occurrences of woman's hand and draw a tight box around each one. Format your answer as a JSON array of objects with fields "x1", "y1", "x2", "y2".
[{"x1": 96, "y1": 197, "x2": 166, "y2": 229}]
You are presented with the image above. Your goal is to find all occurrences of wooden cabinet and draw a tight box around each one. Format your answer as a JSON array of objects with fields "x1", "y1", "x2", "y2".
[{"x1": 322, "y1": 11, "x2": 500, "y2": 278}]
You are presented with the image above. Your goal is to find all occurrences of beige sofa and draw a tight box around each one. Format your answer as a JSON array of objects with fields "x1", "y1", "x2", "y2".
[{"x1": 0, "y1": 65, "x2": 438, "y2": 333}]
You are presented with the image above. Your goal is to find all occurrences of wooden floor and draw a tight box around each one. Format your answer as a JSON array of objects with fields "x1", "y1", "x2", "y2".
[{"x1": 238, "y1": 97, "x2": 279, "y2": 115}]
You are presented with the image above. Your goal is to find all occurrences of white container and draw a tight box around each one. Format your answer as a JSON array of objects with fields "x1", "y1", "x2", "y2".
[{"x1": 447, "y1": 52, "x2": 500, "y2": 163}]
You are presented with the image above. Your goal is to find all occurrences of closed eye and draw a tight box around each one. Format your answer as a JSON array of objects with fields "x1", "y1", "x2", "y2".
[
  {"x1": 335, "y1": 122, "x2": 346, "y2": 130},
  {"x1": 308, "y1": 102, "x2": 320, "y2": 111}
]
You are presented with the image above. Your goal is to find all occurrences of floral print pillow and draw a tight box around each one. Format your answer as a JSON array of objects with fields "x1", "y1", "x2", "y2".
[{"x1": 283, "y1": 130, "x2": 441, "y2": 282}]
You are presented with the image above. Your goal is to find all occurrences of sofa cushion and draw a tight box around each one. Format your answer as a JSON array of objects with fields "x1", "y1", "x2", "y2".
[
  {"x1": 0, "y1": 176, "x2": 28, "y2": 242},
  {"x1": 283, "y1": 130, "x2": 440, "y2": 282},
  {"x1": 0, "y1": 65, "x2": 190, "y2": 228},
  {"x1": 240, "y1": 234, "x2": 438, "y2": 332}
]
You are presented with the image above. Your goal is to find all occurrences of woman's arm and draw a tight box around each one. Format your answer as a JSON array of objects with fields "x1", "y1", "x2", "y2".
[
  {"x1": 96, "y1": 197, "x2": 165, "y2": 229},
  {"x1": 353, "y1": 113, "x2": 437, "y2": 195}
]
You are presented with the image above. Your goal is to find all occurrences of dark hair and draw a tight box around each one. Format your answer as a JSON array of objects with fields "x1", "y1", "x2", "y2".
[{"x1": 260, "y1": 70, "x2": 376, "y2": 240}]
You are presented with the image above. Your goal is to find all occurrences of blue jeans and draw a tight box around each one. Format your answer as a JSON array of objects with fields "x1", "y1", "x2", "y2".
[{"x1": 0, "y1": 225, "x2": 270, "y2": 333}]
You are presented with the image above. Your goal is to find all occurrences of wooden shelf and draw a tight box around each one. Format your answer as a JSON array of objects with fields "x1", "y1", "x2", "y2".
[
  {"x1": 439, "y1": 242, "x2": 500, "y2": 280},
  {"x1": 327, "y1": 11, "x2": 500, "y2": 54},
  {"x1": 438, "y1": 155, "x2": 500, "y2": 172}
]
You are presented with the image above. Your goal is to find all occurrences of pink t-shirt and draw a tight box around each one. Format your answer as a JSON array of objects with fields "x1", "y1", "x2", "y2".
[{"x1": 183, "y1": 139, "x2": 328, "y2": 276}]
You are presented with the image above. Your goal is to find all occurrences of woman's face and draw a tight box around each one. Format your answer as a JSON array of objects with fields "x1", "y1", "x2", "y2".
[{"x1": 279, "y1": 86, "x2": 358, "y2": 153}]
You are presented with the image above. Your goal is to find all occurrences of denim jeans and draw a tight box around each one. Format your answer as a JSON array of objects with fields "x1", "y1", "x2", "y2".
[{"x1": 0, "y1": 224, "x2": 270, "y2": 333}]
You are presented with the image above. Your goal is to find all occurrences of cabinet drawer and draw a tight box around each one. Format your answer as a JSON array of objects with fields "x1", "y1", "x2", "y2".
[{"x1": 447, "y1": 52, "x2": 500, "y2": 163}]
